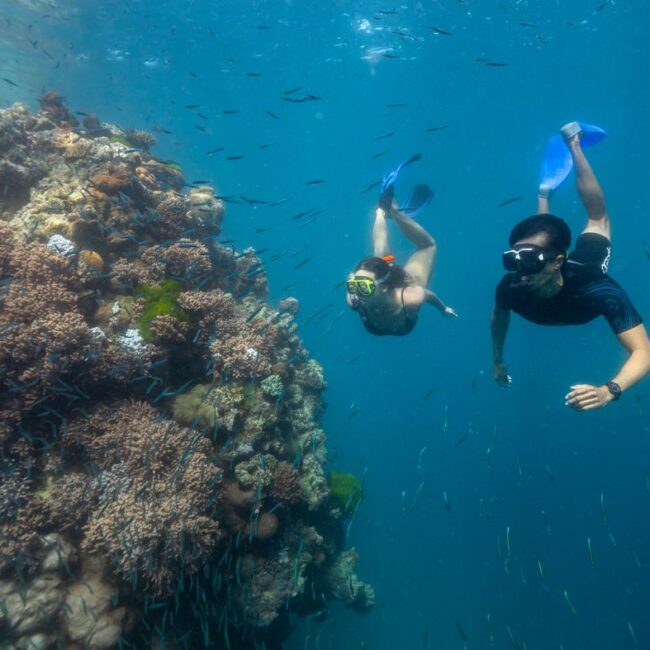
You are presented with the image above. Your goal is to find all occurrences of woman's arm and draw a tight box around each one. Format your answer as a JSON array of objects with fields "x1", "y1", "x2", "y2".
[
  {"x1": 422, "y1": 288, "x2": 457, "y2": 317},
  {"x1": 565, "y1": 324, "x2": 650, "y2": 410}
]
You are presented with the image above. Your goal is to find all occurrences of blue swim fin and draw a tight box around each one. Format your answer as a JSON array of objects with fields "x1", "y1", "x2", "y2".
[
  {"x1": 539, "y1": 135, "x2": 573, "y2": 195},
  {"x1": 576, "y1": 122, "x2": 607, "y2": 148},
  {"x1": 379, "y1": 153, "x2": 422, "y2": 210},
  {"x1": 539, "y1": 122, "x2": 607, "y2": 195},
  {"x1": 561, "y1": 121, "x2": 608, "y2": 148},
  {"x1": 400, "y1": 183, "x2": 434, "y2": 218}
]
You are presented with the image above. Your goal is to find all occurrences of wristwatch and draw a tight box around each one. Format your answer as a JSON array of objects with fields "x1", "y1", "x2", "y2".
[{"x1": 605, "y1": 381, "x2": 622, "y2": 401}]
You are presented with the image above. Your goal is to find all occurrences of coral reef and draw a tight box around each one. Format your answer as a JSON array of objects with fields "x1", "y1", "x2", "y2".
[{"x1": 0, "y1": 98, "x2": 372, "y2": 649}]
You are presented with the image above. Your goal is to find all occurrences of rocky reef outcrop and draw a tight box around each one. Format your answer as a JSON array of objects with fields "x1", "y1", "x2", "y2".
[{"x1": 0, "y1": 95, "x2": 373, "y2": 649}]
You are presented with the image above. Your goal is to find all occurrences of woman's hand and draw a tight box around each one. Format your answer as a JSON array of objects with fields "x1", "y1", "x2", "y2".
[{"x1": 443, "y1": 306, "x2": 458, "y2": 318}]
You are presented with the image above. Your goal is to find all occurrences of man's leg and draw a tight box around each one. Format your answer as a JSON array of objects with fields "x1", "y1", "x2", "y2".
[
  {"x1": 391, "y1": 203, "x2": 437, "y2": 287},
  {"x1": 537, "y1": 192, "x2": 550, "y2": 214},
  {"x1": 565, "y1": 131, "x2": 610, "y2": 240}
]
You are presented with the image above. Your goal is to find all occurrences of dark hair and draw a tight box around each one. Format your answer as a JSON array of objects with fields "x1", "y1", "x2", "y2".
[
  {"x1": 355, "y1": 256, "x2": 409, "y2": 290},
  {"x1": 509, "y1": 213, "x2": 571, "y2": 253}
]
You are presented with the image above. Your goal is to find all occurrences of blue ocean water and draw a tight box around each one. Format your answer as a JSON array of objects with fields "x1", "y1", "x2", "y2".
[{"x1": 1, "y1": 0, "x2": 650, "y2": 648}]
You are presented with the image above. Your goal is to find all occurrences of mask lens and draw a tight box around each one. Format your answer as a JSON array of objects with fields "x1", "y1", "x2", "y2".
[
  {"x1": 347, "y1": 278, "x2": 376, "y2": 296},
  {"x1": 502, "y1": 251, "x2": 519, "y2": 272},
  {"x1": 357, "y1": 279, "x2": 374, "y2": 296},
  {"x1": 502, "y1": 247, "x2": 547, "y2": 275}
]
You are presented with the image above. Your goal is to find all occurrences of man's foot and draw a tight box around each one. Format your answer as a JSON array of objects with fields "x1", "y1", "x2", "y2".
[
  {"x1": 538, "y1": 183, "x2": 554, "y2": 199},
  {"x1": 560, "y1": 121, "x2": 582, "y2": 144}
]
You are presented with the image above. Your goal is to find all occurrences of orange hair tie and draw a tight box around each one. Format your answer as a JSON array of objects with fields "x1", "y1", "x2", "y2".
[{"x1": 382, "y1": 254, "x2": 395, "y2": 263}]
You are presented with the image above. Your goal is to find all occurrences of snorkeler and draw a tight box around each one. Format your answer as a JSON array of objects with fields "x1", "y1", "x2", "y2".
[
  {"x1": 492, "y1": 122, "x2": 650, "y2": 410},
  {"x1": 347, "y1": 154, "x2": 457, "y2": 336}
]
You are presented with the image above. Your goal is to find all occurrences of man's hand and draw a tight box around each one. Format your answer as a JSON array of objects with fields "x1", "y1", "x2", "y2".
[
  {"x1": 493, "y1": 362, "x2": 512, "y2": 388},
  {"x1": 443, "y1": 306, "x2": 458, "y2": 318},
  {"x1": 565, "y1": 384, "x2": 614, "y2": 411}
]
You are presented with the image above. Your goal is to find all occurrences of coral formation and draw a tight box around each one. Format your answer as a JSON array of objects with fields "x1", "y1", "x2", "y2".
[{"x1": 0, "y1": 97, "x2": 372, "y2": 648}]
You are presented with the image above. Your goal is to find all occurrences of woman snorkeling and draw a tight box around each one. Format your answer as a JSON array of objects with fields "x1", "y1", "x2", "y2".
[{"x1": 347, "y1": 154, "x2": 457, "y2": 336}]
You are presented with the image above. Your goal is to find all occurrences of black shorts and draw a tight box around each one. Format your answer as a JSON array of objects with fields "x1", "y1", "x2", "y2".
[{"x1": 570, "y1": 232, "x2": 612, "y2": 273}]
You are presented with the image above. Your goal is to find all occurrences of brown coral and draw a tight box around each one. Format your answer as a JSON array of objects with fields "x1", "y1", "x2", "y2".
[
  {"x1": 38, "y1": 91, "x2": 78, "y2": 127},
  {"x1": 66, "y1": 400, "x2": 223, "y2": 596},
  {"x1": 148, "y1": 314, "x2": 190, "y2": 343},
  {"x1": 0, "y1": 234, "x2": 98, "y2": 434},
  {"x1": 141, "y1": 239, "x2": 213, "y2": 282},
  {"x1": 90, "y1": 166, "x2": 131, "y2": 195},
  {"x1": 78, "y1": 249, "x2": 104, "y2": 271},
  {"x1": 270, "y1": 461, "x2": 303, "y2": 504}
]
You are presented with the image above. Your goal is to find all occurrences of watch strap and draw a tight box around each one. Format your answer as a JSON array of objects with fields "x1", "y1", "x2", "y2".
[{"x1": 606, "y1": 381, "x2": 622, "y2": 400}]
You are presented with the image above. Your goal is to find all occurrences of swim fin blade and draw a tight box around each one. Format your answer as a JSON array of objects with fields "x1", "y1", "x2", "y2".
[
  {"x1": 381, "y1": 153, "x2": 422, "y2": 194},
  {"x1": 577, "y1": 122, "x2": 607, "y2": 148},
  {"x1": 539, "y1": 134, "x2": 573, "y2": 194},
  {"x1": 400, "y1": 183, "x2": 434, "y2": 217},
  {"x1": 539, "y1": 123, "x2": 608, "y2": 194}
]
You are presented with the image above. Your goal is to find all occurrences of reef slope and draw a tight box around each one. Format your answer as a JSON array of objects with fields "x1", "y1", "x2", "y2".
[{"x1": 0, "y1": 96, "x2": 373, "y2": 649}]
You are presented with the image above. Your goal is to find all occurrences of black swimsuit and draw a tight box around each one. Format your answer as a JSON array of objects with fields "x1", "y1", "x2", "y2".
[{"x1": 359, "y1": 287, "x2": 417, "y2": 336}]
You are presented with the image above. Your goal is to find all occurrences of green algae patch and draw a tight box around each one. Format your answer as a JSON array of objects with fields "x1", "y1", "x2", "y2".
[
  {"x1": 159, "y1": 159, "x2": 183, "y2": 172},
  {"x1": 34, "y1": 475, "x2": 55, "y2": 502},
  {"x1": 327, "y1": 470, "x2": 363, "y2": 514},
  {"x1": 137, "y1": 280, "x2": 188, "y2": 342},
  {"x1": 109, "y1": 135, "x2": 132, "y2": 147},
  {"x1": 242, "y1": 383, "x2": 260, "y2": 410}
]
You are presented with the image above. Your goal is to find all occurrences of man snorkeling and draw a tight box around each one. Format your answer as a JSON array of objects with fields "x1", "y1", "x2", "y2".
[
  {"x1": 347, "y1": 154, "x2": 457, "y2": 336},
  {"x1": 492, "y1": 122, "x2": 650, "y2": 410}
]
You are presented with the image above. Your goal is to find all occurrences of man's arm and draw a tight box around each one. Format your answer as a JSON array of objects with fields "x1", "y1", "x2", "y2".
[
  {"x1": 491, "y1": 305, "x2": 511, "y2": 386},
  {"x1": 565, "y1": 324, "x2": 650, "y2": 410}
]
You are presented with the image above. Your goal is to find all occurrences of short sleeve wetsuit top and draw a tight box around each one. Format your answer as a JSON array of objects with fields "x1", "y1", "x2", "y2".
[{"x1": 495, "y1": 233, "x2": 642, "y2": 334}]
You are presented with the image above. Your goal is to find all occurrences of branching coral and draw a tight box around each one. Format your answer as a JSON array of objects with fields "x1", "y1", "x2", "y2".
[
  {"x1": 65, "y1": 400, "x2": 223, "y2": 596},
  {"x1": 123, "y1": 128, "x2": 157, "y2": 150}
]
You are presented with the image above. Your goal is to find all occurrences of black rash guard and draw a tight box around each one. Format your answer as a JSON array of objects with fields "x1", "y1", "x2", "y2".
[{"x1": 495, "y1": 233, "x2": 642, "y2": 335}]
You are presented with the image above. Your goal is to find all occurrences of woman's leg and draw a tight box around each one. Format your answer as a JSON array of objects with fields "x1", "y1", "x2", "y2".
[
  {"x1": 391, "y1": 203, "x2": 437, "y2": 287},
  {"x1": 372, "y1": 207, "x2": 390, "y2": 257}
]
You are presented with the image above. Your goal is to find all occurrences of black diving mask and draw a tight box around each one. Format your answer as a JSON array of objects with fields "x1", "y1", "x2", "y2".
[{"x1": 502, "y1": 245, "x2": 557, "y2": 275}]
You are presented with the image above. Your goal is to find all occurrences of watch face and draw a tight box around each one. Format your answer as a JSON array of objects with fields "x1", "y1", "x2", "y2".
[{"x1": 607, "y1": 382, "x2": 622, "y2": 399}]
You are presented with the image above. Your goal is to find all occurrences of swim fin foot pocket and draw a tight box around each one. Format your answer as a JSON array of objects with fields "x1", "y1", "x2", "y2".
[{"x1": 560, "y1": 121, "x2": 582, "y2": 142}]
